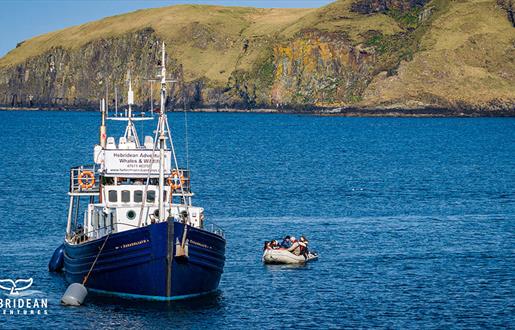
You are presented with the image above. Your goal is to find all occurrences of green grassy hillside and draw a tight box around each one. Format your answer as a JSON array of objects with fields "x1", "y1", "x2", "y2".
[
  {"x1": 0, "y1": 0, "x2": 513, "y2": 113},
  {"x1": 362, "y1": 0, "x2": 515, "y2": 109},
  {"x1": 0, "y1": 1, "x2": 403, "y2": 83},
  {"x1": 0, "y1": 5, "x2": 311, "y2": 83}
]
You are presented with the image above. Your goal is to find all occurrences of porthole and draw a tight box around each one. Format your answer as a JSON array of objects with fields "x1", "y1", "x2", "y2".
[
  {"x1": 127, "y1": 210, "x2": 136, "y2": 220},
  {"x1": 153, "y1": 209, "x2": 159, "y2": 217}
]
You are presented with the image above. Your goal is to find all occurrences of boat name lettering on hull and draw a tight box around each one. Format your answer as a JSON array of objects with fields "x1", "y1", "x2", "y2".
[
  {"x1": 115, "y1": 239, "x2": 150, "y2": 250},
  {"x1": 189, "y1": 240, "x2": 212, "y2": 250}
]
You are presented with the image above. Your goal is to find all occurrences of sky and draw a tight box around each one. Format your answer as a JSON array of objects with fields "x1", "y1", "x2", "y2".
[{"x1": 0, "y1": 0, "x2": 334, "y2": 58}]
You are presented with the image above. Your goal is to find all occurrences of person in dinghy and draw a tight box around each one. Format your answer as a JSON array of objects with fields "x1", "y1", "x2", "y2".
[
  {"x1": 288, "y1": 236, "x2": 309, "y2": 257},
  {"x1": 262, "y1": 235, "x2": 318, "y2": 265}
]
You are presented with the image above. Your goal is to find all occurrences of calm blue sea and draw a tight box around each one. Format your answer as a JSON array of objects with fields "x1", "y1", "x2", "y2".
[{"x1": 0, "y1": 111, "x2": 513, "y2": 329}]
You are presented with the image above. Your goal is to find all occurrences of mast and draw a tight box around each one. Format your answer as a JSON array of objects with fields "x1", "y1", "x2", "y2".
[
  {"x1": 115, "y1": 85, "x2": 118, "y2": 116},
  {"x1": 158, "y1": 42, "x2": 167, "y2": 222},
  {"x1": 100, "y1": 99, "x2": 107, "y2": 148},
  {"x1": 105, "y1": 84, "x2": 109, "y2": 117},
  {"x1": 123, "y1": 72, "x2": 141, "y2": 147},
  {"x1": 150, "y1": 81, "x2": 154, "y2": 118},
  {"x1": 128, "y1": 74, "x2": 134, "y2": 119}
]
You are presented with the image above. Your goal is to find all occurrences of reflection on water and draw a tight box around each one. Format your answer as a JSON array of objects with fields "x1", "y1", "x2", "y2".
[
  {"x1": 263, "y1": 263, "x2": 311, "y2": 271},
  {"x1": 88, "y1": 290, "x2": 224, "y2": 312}
]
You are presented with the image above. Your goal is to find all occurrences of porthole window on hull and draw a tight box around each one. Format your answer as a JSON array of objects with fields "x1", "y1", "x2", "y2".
[{"x1": 127, "y1": 210, "x2": 136, "y2": 220}]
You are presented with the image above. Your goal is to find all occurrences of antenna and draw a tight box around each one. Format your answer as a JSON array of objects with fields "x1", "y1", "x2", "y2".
[
  {"x1": 100, "y1": 99, "x2": 107, "y2": 148},
  {"x1": 120, "y1": 70, "x2": 141, "y2": 147},
  {"x1": 150, "y1": 80, "x2": 154, "y2": 118},
  {"x1": 105, "y1": 84, "x2": 109, "y2": 118},
  {"x1": 114, "y1": 85, "x2": 118, "y2": 116},
  {"x1": 127, "y1": 70, "x2": 134, "y2": 118},
  {"x1": 160, "y1": 42, "x2": 167, "y2": 115},
  {"x1": 148, "y1": 42, "x2": 177, "y2": 114},
  {"x1": 184, "y1": 106, "x2": 190, "y2": 172}
]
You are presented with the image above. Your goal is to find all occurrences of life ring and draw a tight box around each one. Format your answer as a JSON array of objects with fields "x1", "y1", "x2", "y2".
[
  {"x1": 167, "y1": 170, "x2": 185, "y2": 190},
  {"x1": 78, "y1": 170, "x2": 95, "y2": 189}
]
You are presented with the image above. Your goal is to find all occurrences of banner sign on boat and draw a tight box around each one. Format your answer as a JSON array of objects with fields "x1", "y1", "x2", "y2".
[{"x1": 104, "y1": 150, "x2": 171, "y2": 176}]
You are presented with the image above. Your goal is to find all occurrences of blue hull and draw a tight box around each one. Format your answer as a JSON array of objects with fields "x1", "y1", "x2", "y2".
[{"x1": 63, "y1": 221, "x2": 225, "y2": 300}]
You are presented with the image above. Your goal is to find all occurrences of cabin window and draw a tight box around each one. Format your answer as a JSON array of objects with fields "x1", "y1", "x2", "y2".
[
  {"x1": 147, "y1": 191, "x2": 156, "y2": 203},
  {"x1": 163, "y1": 191, "x2": 167, "y2": 202},
  {"x1": 108, "y1": 190, "x2": 117, "y2": 202},
  {"x1": 134, "y1": 190, "x2": 143, "y2": 203},
  {"x1": 121, "y1": 190, "x2": 130, "y2": 203}
]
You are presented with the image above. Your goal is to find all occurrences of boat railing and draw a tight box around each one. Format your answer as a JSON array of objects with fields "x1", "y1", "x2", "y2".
[
  {"x1": 69, "y1": 224, "x2": 112, "y2": 244},
  {"x1": 205, "y1": 223, "x2": 225, "y2": 238},
  {"x1": 86, "y1": 222, "x2": 144, "y2": 240},
  {"x1": 69, "y1": 165, "x2": 191, "y2": 195},
  {"x1": 70, "y1": 222, "x2": 138, "y2": 243},
  {"x1": 70, "y1": 164, "x2": 100, "y2": 195},
  {"x1": 70, "y1": 220, "x2": 224, "y2": 244}
]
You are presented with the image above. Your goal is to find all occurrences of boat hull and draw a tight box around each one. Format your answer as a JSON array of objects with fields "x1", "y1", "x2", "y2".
[
  {"x1": 63, "y1": 221, "x2": 225, "y2": 300},
  {"x1": 262, "y1": 249, "x2": 318, "y2": 265}
]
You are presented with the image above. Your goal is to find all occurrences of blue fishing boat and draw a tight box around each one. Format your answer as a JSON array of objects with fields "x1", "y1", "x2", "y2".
[{"x1": 50, "y1": 43, "x2": 226, "y2": 301}]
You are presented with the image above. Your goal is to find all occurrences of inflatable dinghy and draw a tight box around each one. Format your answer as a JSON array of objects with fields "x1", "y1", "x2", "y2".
[{"x1": 262, "y1": 249, "x2": 318, "y2": 265}]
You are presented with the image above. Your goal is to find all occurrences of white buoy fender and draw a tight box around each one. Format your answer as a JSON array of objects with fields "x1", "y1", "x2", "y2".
[{"x1": 61, "y1": 283, "x2": 88, "y2": 306}]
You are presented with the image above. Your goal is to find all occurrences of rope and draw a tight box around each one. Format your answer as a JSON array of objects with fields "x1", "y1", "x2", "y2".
[
  {"x1": 82, "y1": 233, "x2": 110, "y2": 285},
  {"x1": 164, "y1": 117, "x2": 190, "y2": 223}
]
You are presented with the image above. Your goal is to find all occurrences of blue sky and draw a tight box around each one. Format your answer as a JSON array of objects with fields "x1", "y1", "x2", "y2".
[{"x1": 0, "y1": 0, "x2": 334, "y2": 58}]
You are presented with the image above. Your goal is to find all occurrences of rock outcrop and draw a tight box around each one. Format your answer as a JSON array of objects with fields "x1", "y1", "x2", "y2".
[
  {"x1": 270, "y1": 30, "x2": 375, "y2": 108},
  {"x1": 351, "y1": 0, "x2": 428, "y2": 14},
  {"x1": 0, "y1": 28, "x2": 166, "y2": 107},
  {"x1": 497, "y1": 0, "x2": 515, "y2": 26}
]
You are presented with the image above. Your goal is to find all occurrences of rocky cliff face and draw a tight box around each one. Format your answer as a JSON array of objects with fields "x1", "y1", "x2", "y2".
[
  {"x1": 497, "y1": 0, "x2": 515, "y2": 26},
  {"x1": 351, "y1": 0, "x2": 428, "y2": 14},
  {"x1": 0, "y1": 0, "x2": 513, "y2": 114},
  {"x1": 0, "y1": 11, "x2": 383, "y2": 110},
  {"x1": 0, "y1": 28, "x2": 164, "y2": 107},
  {"x1": 270, "y1": 30, "x2": 375, "y2": 108}
]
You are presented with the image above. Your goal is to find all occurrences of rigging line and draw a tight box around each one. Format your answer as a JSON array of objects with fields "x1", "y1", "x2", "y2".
[
  {"x1": 136, "y1": 116, "x2": 161, "y2": 227},
  {"x1": 168, "y1": 82, "x2": 176, "y2": 214},
  {"x1": 74, "y1": 194, "x2": 80, "y2": 231},
  {"x1": 105, "y1": 83, "x2": 109, "y2": 117},
  {"x1": 184, "y1": 106, "x2": 190, "y2": 172},
  {"x1": 140, "y1": 112, "x2": 144, "y2": 142},
  {"x1": 164, "y1": 117, "x2": 190, "y2": 222},
  {"x1": 165, "y1": 116, "x2": 184, "y2": 195},
  {"x1": 114, "y1": 84, "x2": 118, "y2": 116}
]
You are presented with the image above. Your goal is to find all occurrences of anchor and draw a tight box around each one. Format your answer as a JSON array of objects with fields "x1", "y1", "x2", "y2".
[{"x1": 175, "y1": 226, "x2": 189, "y2": 263}]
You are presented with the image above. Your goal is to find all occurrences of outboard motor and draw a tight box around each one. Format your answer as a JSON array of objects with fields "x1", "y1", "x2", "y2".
[{"x1": 48, "y1": 244, "x2": 65, "y2": 272}]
